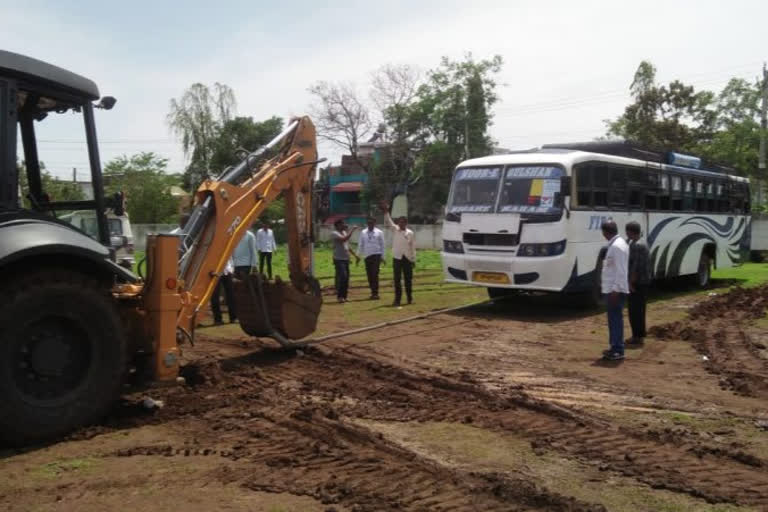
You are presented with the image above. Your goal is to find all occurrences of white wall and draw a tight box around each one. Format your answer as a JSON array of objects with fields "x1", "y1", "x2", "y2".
[{"x1": 752, "y1": 215, "x2": 768, "y2": 251}]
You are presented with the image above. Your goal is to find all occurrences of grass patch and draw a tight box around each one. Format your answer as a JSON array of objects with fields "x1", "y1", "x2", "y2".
[
  {"x1": 711, "y1": 262, "x2": 768, "y2": 288},
  {"x1": 29, "y1": 457, "x2": 98, "y2": 479}
]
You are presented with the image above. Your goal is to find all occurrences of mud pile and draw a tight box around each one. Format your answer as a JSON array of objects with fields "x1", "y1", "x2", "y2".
[{"x1": 650, "y1": 285, "x2": 768, "y2": 397}]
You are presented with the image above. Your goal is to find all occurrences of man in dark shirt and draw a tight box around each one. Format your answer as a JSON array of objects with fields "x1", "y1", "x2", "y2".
[{"x1": 626, "y1": 221, "x2": 651, "y2": 344}]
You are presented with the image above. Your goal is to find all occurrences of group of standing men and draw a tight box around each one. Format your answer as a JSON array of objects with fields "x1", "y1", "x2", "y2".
[
  {"x1": 599, "y1": 220, "x2": 652, "y2": 361},
  {"x1": 211, "y1": 221, "x2": 277, "y2": 325},
  {"x1": 331, "y1": 205, "x2": 416, "y2": 307}
]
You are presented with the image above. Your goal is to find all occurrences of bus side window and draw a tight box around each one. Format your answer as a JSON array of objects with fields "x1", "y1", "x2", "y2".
[
  {"x1": 608, "y1": 165, "x2": 626, "y2": 207},
  {"x1": 683, "y1": 178, "x2": 694, "y2": 211},
  {"x1": 659, "y1": 174, "x2": 670, "y2": 210},
  {"x1": 644, "y1": 171, "x2": 659, "y2": 209},
  {"x1": 593, "y1": 164, "x2": 610, "y2": 208},
  {"x1": 575, "y1": 164, "x2": 592, "y2": 208},
  {"x1": 671, "y1": 175, "x2": 683, "y2": 211},
  {"x1": 718, "y1": 182, "x2": 729, "y2": 212},
  {"x1": 695, "y1": 180, "x2": 706, "y2": 212},
  {"x1": 627, "y1": 168, "x2": 645, "y2": 209},
  {"x1": 706, "y1": 182, "x2": 715, "y2": 212}
]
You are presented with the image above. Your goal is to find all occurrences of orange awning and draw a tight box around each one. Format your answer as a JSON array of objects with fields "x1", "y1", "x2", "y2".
[{"x1": 331, "y1": 181, "x2": 363, "y2": 192}]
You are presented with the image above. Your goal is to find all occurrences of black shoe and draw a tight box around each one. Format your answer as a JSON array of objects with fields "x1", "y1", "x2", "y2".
[
  {"x1": 407, "y1": 298, "x2": 413, "y2": 305},
  {"x1": 626, "y1": 337, "x2": 644, "y2": 345},
  {"x1": 230, "y1": 317, "x2": 238, "y2": 324},
  {"x1": 392, "y1": 301, "x2": 401, "y2": 307},
  {"x1": 602, "y1": 351, "x2": 625, "y2": 361},
  {"x1": 213, "y1": 320, "x2": 224, "y2": 326},
  {"x1": 371, "y1": 294, "x2": 380, "y2": 300}
]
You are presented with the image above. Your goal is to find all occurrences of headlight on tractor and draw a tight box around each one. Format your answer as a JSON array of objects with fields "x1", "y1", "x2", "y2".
[
  {"x1": 517, "y1": 240, "x2": 566, "y2": 257},
  {"x1": 443, "y1": 240, "x2": 464, "y2": 254}
]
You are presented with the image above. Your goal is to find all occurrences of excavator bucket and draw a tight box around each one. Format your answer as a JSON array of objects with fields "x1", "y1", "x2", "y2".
[{"x1": 232, "y1": 274, "x2": 322, "y2": 341}]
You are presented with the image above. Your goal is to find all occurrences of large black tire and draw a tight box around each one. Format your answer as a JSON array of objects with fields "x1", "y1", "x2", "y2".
[
  {"x1": 694, "y1": 253, "x2": 712, "y2": 288},
  {"x1": 0, "y1": 269, "x2": 126, "y2": 445}
]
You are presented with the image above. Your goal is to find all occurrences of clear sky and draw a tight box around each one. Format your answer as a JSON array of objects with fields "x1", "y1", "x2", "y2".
[{"x1": 3, "y1": 0, "x2": 766, "y2": 179}]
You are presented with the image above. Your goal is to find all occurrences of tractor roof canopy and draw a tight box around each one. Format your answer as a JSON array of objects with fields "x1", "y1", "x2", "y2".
[{"x1": 0, "y1": 50, "x2": 99, "y2": 112}]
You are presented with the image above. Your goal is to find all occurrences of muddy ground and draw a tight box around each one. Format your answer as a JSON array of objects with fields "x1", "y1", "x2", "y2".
[{"x1": 2, "y1": 277, "x2": 768, "y2": 511}]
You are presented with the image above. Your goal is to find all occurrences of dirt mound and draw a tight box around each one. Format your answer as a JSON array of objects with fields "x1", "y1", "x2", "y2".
[{"x1": 650, "y1": 285, "x2": 768, "y2": 398}]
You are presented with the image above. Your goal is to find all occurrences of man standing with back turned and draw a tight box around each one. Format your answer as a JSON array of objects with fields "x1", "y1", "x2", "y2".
[
  {"x1": 358, "y1": 216, "x2": 385, "y2": 300},
  {"x1": 600, "y1": 220, "x2": 629, "y2": 361},
  {"x1": 233, "y1": 227, "x2": 258, "y2": 279},
  {"x1": 626, "y1": 221, "x2": 651, "y2": 345}
]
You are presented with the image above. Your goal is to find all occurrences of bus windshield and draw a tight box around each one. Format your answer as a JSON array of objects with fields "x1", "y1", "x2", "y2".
[
  {"x1": 498, "y1": 166, "x2": 564, "y2": 214},
  {"x1": 447, "y1": 167, "x2": 501, "y2": 213}
]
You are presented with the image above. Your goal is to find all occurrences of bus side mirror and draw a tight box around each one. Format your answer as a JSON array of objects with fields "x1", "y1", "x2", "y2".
[{"x1": 560, "y1": 176, "x2": 572, "y2": 196}]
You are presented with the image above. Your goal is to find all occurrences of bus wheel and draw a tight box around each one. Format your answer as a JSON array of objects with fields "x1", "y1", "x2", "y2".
[
  {"x1": 695, "y1": 253, "x2": 712, "y2": 288},
  {"x1": 0, "y1": 269, "x2": 126, "y2": 445},
  {"x1": 487, "y1": 287, "x2": 518, "y2": 301}
]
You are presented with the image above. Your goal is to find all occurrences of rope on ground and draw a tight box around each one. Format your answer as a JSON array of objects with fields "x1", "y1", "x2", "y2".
[{"x1": 289, "y1": 297, "x2": 500, "y2": 348}]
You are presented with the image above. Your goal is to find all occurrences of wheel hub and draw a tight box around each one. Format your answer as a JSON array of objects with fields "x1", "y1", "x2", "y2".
[{"x1": 13, "y1": 317, "x2": 92, "y2": 402}]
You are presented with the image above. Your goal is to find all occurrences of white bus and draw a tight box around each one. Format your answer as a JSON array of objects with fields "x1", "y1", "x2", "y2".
[{"x1": 441, "y1": 142, "x2": 751, "y2": 298}]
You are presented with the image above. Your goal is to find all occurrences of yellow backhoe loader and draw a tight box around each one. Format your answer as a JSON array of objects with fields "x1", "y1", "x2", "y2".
[{"x1": 0, "y1": 50, "x2": 322, "y2": 444}]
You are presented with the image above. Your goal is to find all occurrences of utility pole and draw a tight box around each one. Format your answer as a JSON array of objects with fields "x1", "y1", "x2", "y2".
[
  {"x1": 759, "y1": 63, "x2": 767, "y2": 209},
  {"x1": 72, "y1": 167, "x2": 77, "y2": 183}
]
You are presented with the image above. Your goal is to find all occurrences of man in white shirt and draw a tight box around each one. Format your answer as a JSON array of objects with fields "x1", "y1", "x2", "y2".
[
  {"x1": 600, "y1": 220, "x2": 630, "y2": 361},
  {"x1": 256, "y1": 221, "x2": 277, "y2": 279},
  {"x1": 211, "y1": 258, "x2": 236, "y2": 325},
  {"x1": 382, "y1": 205, "x2": 416, "y2": 306},
  {"x1": 233, "y1": 228, "x2": 258, "y2": 279},
  {"x1": 358, "y1": 216, "x2": 385, "y2": 300}
]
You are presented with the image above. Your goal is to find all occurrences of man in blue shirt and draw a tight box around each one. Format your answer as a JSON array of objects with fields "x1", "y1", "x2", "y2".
[{"x1": 233, "y1": 228, "x2": 258, "y2": 279}]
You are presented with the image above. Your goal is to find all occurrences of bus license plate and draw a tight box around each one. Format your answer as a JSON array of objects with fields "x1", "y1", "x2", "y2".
[{"x1": 473, "y1": 272, "x2": 510, "y2": 284}]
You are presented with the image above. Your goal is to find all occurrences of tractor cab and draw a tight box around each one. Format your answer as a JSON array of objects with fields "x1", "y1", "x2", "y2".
[{"x1": 0, "y1": 49, "x2": 120, "y2": 246}]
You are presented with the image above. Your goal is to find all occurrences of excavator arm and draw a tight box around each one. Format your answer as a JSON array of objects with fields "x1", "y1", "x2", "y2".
[{"x1": 135, "y1": 116, "x2": 322, "y2": 381}]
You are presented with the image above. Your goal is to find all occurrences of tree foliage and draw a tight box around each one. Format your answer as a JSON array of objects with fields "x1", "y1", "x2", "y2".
[
  {"x1": 209, "y1": 116, "x2": 284, "y2": 173},
  {"x1": 607, "y1": 61, "x2": 768, "y2": 180},
  {"x1": 103, "y1": 152, "x2": 180, "y2": 224},
  {"x1": 167, "y1": 83, "x2": 236, "y2": 190},
  {"x1": 17, "y1": 161, "x2": 85, "y2": 208}
]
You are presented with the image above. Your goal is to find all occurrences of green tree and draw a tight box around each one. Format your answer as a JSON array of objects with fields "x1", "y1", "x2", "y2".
[
  {"x1": 17, "y1": 161, "x2": 85, "y2": 208},
  {"x1": 209, "y1": 116, "x2": 284, "y2": 173},
  {"x1": 167, "y1": 83, "x2": 236, "y2": 190},
  {"x1": 699, "y1": 78, "x2": 764, "y2": 177},
  {"x1": 606, "y1": 60, "x2": 717, "y2": 151},
  {"x1": 387, "y1": 54, "x2": 503, "y2": 219},
  {"x1": 608, "y1": 62, "x2": 765, "y2": 180},
  {"x1": 103, "y1": 152, "x2": 179, "y2": 224}
]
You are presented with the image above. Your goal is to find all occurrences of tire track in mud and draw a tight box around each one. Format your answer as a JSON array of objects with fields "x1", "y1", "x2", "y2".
[
  {"x1": 108, "y1": 356, "x2": 603, "y2": 512},
  {"x1": 650, "y1": 285, "x2": 768, "y2": 397},
  {"x1": 93, "y1": 344, "x2": 768, "y2": 509}
]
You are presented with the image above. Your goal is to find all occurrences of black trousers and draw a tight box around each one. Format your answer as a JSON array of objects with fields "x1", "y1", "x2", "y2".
[
  {"x1": 211, "y1": 274, "x2": 236, "y2": 323},
  {"x1": 392, "y1": 256, "x2": 413, "y2": 304},
  {"x1": 235, "y1": 265, "x2": 252, "y2": 280},
  {"x1": 334, "y1": 259, "x2": 350, "y2": 299},
  {"x1": 628, "y1": 283, "x2": 648, "y2": 338},
  {"x1": 259, "y1": 251, "x2": 273, "y2": 278},
  {"x1": 364, "y1": 254, "x2": 382, "y2": 296}
]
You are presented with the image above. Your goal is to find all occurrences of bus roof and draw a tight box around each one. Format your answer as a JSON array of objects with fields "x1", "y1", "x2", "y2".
[{"x1": 458, "y1": 149, "x2": 749, "y2": 183}]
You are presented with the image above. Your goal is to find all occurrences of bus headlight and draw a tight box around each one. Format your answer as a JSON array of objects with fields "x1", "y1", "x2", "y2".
[
  {"x1": 518, "y1": 240, "x2": 566, "y2": 257},
  {"x1": 443, "y1": 240, "x2": 464, "y2": 254}
]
